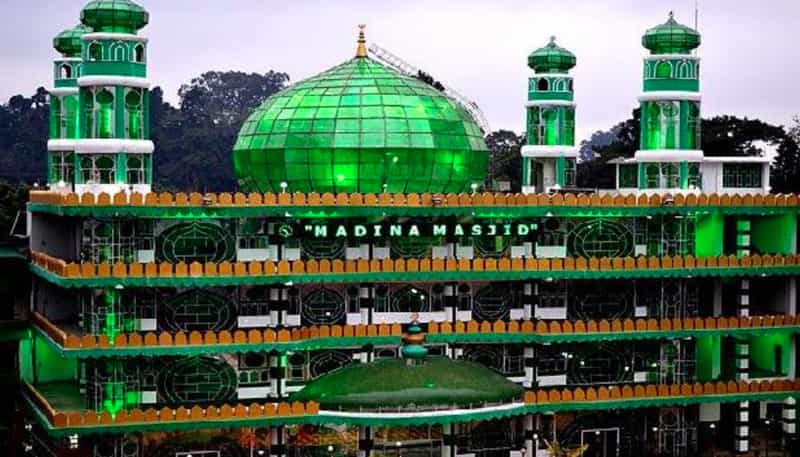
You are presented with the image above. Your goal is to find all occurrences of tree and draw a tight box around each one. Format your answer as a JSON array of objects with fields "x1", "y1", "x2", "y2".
[
  {"x1": 153, "y1": 71, "x2": 290, "y2": 191},
  {"x1": 771, "y1": 116, "x2": 800, "y2": 193},
  {"x1": 484, "y1": 130, "x2": 525, "y2": 192},
  {"x1": 178, "y1": 70, "x2": 290, "y2": 129}
]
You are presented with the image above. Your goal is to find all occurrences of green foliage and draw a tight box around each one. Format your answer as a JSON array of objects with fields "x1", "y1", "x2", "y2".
[
  {"x1": 485, "y1": 129, "x2": 525, "y2": 192},
  {"x1": 0, "y1": 88, "x2": 49, "y2": 183},
  {"x1": 771, "y1": 116, "x2": 800, "y2": 193},
  {"x1": 153, "y1": 71, "x2": 290, "y2": 191}
]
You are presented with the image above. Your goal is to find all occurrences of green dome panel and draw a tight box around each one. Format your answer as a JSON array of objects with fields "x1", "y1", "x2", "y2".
[
  {"x1": 289, "y1": 357, "x2": 523, "y2": 410},
  {"x1": 81, "y1": 0, "x2": 149, "y2": 33},
  {"x1": 54, "y1": 24, "x2": 92, "y2": 57},
  {"x1": 233, "y1": 57, "x2": 489, "y2": 194},
  {"x1": 643, "y1": 12, "x2": 700, "y2": 54},
  {"x1": 528, "y1": 37, "x2": 576, "y2": 73}
]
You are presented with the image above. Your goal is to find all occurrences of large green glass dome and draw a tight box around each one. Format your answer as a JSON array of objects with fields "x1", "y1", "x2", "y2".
[
  {"x1": 233, "y1": 42, "x2": 489, "y2": 194},
  {"x1": 643, "y1": 12, "x2": 700, "y2": 54}
]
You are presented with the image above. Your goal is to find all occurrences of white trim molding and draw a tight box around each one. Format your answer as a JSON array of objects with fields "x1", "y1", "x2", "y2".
[
  {"x1": 318, "y1": 402, "x2": 525, "y2": 420},
  {"x1": 521, "y1": 145, "x2": 579, "y2": 158},
  {"x1": 634, "y1": 149, "x2": 704, "y2": 162},
  {"x1": 524, "y1": 100, "x2": 575, "y2": 108},
  {"x1": 644, "y1": 54, "x2": 699, "y2": 61},
  {"x1": 638, "y1": 91, "x2": 701, "y2": 102},
  {"x1": 82, "y1": 32, "x2": 147, "y2": 43},
  {"x1": 702, "y1": 156, "x2": 771, "y2": 164},
  {"x1": 48, "y1": 139, "x2": 154, "y2": 154},
  {"x1": 78, "y1": 76, "x2": 150, "y2": 88},
  {"x1": 55, "y1": 57, "x2": 83, "y2": 63},
  {"x1": 49, "y1": 88, "x2": 79, "y2": 96},
  {"x1": 530, "y1": 73, "x2": 573, "y2": 79}
]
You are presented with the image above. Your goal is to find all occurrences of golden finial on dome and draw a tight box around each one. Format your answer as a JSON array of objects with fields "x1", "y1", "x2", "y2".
[{"x1": 356, "y1": 24, "x2": 368, "y2": 58}]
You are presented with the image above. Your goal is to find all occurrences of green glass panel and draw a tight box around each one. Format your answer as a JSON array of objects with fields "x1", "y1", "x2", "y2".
[{"x1": 232, "y1": 57, "x2": 488, "y2": 193}]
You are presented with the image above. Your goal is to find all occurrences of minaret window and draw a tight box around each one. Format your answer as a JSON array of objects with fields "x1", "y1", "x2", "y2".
[
  {"x1": 687, "y1": 102, "x2": 701, "y2": 149},
  {"x1": 134, "y1": 44, "x2": 145, "y2": 63},
  {"x1": 126, "y1": 155, "x2": 146, "y2": 184},
  {"x1": 655, "y1": 61, "x2": 672, "y2": 78},
  {"x1": 81, "y1": 155, "x2": 116, "y2": 184},
  {"x1": 564, "y1": 159, "x2": 576, "y2": 187},
  {"x1": 112, "y1": 42, "x2": 127, "y2": 61},
  {"x1": 60, "y1": 64, "x2": 72, "y2": 79},
  {"x1": 95, "y1": 88, "x2": 115, "y2": 139},
  {"x1": 125, "y1": 89, "x2": 143, "y2": 139},
  {"x1": 542, "y1": 108, "x2": 559, "y2": 145},
  {"x1": 537, "y1": 78, "x2": 549, "y2": 91},
  {"x1": 568, "y1": 80, "x2": 574, "y2": 92},
  {"x1": 88, "y1": 42, "x2": 102, "y2": 61},
  {"x1": 677, "y1": 61, "x2": 692, "y2": 79},
  {"x1": 50, "y1": 152, "x2": 75, "y2": 184}
]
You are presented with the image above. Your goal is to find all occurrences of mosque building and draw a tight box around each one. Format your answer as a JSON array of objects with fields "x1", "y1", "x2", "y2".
[{"x1": 18, "y1": 1, "x2": 797, "y2": 456}]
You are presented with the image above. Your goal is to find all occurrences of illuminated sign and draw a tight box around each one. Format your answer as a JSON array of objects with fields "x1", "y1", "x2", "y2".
[{"x1": 292, "y1": 222, "x2": 539, "y2": 239}]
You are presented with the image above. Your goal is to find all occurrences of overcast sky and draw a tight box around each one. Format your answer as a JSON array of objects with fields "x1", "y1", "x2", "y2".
[{"x1": 2, "y1": 0, "x2": 798, "y2": 142}]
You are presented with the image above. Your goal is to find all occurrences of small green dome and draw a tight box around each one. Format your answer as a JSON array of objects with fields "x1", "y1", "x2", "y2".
[
  {"x1": 642, "y1": 12, "x2": 700, "y2": 54},
  {"x1": 81, "y1": 0, "x2": 149, "y2": 34},
  {"x1": 53, "y1": 24, "x2": 92, "y2": 57},
  {"x1": 528, "y1": 37, "x2": 576, "y2": 73},
  {"x1": 290, "y1": 357, "x2": 523, "y2": 410},
  {"x1": 233, "y1": 54, "x2": 488, "y2": 194}
]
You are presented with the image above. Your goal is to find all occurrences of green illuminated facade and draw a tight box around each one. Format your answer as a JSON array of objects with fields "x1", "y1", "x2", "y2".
[{"x1": 18, "y1": 4, "x2": 798, "y2": 457}]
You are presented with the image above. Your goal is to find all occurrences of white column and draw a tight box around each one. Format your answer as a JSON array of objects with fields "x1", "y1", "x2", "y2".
[
  {"x1": 358, "y1": 426, "x2": 372, "y2": 457},
  {"x1": 441, "y1": 423, "x2": 454, "y2": 457},
  {"x1": 524, "y1": 346, "x2": 535, "y2": 388},
  {"x1": 270, "y1": 426, "x2": 285, "y2": 457}
]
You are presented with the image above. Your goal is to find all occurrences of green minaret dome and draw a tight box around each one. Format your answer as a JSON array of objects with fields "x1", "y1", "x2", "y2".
[
  {"x1": 527, "y1": 36, "x2": 576, "y2": 73},
  {"x1": 642, "y1": 12, "x2": 701, "y2": 54},
  {"x1": 81, "y1": 0, "x2": 149, "y2": 34},
  {"x1": 233, "y1": 28, "x2": 489, "y2": 195},
  {"x1": 53, "y1": 24, "x2": 92, "y2": 57}
]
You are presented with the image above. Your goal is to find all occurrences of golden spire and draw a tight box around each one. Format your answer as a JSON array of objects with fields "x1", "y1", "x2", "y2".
[{"x1": 356, "y1": 24, "x2": 368, "y2": 58}]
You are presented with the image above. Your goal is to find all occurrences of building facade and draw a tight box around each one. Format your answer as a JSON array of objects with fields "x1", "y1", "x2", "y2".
[{"x1": 18, "y1": 3, "x2": 798, "y2": 457}]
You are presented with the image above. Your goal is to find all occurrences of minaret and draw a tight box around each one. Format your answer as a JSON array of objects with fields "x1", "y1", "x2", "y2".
[
  {"x1": 521, "y1": 37, "x2": 577, "y2": 194},
  {"x1": 635, "y1": 12, "x2": 702, "y2": 190},
  {"x1": 53, "y1": 0, "x2": 154, "y2": 194},
  {"x1": 49, "y1": 24, "x2": 91, "y2": 188}
]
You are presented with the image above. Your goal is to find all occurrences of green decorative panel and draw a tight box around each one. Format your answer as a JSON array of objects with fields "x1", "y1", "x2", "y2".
[
  {"x1": 156, "y1": 356, "x2": 237, "y2": 405},
  {"x1": 567, "y1": 219, "x2": 635, "y2": 258},
  {"x1": 472, "y1": 284, "x2": 511, "y2": 321},
  {"x1": 233, "y1": 57, "x2": 488, "y2": 194},
  {"x1": 162, "y1": 289, "x2": 236, "y2": 332},
  {"x1": 156, "y1": 222, "x2": 236, "y2": 264},
  {"x1": 301, "y1": 288, "x2": 346, "y2": 325},
  {"x1": 694, "y1": 213, "x2": 724, "y2": 257},
  {"x1": 81, "y1": 61, "x2": 146, "y2": 78},
  {"x1": 752, "y1": 214, "x2": 796, "y2": 255}
]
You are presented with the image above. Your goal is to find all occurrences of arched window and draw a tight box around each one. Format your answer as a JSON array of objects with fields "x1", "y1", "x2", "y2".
[
  {"x1": 112, "y1": 42, "x2": 127, "y2": 61},
  {"x1": 127, "y1": 156, "x2": 145, "y2": 184},
  {"x1": 134, "y1": 44, "x2": 145, "y2": 63},
  {"x1": 95, "y1": 89, "x2": 115, "y2": 139},
  {"x1": 677, "y1": 61, "x2": 691, "y2": 79},
  {"x1": 568, "y1": 79, "x2": 574, "y2": 92},
  {"x1": 655, "y1": 61, "x2": 672, "y2": 78},
  {"x1": 125, "y1": 89, "x2": 143, "y2": 139},
  {"x1": 537, "y1": 78, "x2": 549, "y2": 91},
  {"x1": 60, "y1": 64, "x2": 72, "y2": 79},
  {"x1": 95, "y1": 155, "x2": 116, "y2": 184},
  {"x1": 88, "y1": 42, "x2": 102, "y2": 61},
  {"x1": 554, "y1": 79, "x2": 565, "y2": 91}
]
